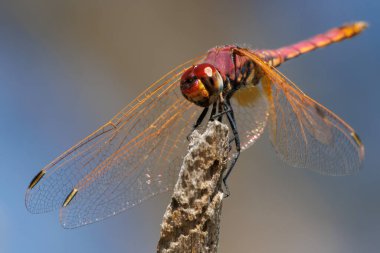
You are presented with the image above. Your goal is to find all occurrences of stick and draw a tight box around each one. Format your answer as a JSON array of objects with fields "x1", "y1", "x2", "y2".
[{"x1": 157, "y1": 121, "x2": 229, "y2": 253}]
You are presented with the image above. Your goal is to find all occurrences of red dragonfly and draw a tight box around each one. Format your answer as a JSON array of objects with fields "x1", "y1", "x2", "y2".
[{"x1": 26, "y1": 22, "x2": 366, "y2": 228}]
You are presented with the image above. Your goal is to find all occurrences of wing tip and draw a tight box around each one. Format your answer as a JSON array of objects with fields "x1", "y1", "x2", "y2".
[
  {"x1": 25, "y1": 169, "x2": 47, "y2": 213},
  {"x1": 350, "y1": 131, "x2": 365, "y2": 160},
  {"x1": 62, "y1": 188, "x2": 78, "y2": 208},
  {"x1": 27, "y1": 170, "x2": 46, "y2": 190}
]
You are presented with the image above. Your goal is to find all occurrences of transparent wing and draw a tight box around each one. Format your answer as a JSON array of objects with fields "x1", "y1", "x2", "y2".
[
  {"x1": 230, "y1": 84, "x2": 269, "y2": 151},
  {"x1": 60, "y1": 99, "x2": 199, "y2": 228},
  {"x1": 236, "y1": 48, "x2": 364, "y2": 175},
  {"x1": 25, "y1": 55, "x2": 205, "y2": 227}
]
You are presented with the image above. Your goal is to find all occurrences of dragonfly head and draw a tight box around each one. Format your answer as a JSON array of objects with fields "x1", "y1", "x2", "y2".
[{"x1": 180, "y1": 63, "x2": 223, "y2": 107}]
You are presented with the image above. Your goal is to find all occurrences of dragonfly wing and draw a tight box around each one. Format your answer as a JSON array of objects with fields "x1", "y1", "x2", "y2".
[
  {"x1": 25, "y1": 56, "x2": 204, "y2": 223},
  {"x1": 230, "y1": 83, "x2": 269, "y2": 151},
  {"x1": 236, "y1": 48, "x2": 364, "y2": 175},
  {"x1": 60, "y1": 99, "x2": 199, "y2": 228}
]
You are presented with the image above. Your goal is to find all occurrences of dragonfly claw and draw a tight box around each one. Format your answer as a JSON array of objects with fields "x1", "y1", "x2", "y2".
[{"x1": 222, "y1": 177, "x2": 231, "y2": 198}]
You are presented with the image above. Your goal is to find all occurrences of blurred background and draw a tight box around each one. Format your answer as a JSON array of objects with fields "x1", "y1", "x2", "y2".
[{"x1": 0, "y1": 0, "x2": 379, "y2": 252}]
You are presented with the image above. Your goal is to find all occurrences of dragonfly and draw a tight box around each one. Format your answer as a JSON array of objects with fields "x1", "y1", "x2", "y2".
[{"x1": 26, "y1": 21, "x2": 366, "y2": 228}]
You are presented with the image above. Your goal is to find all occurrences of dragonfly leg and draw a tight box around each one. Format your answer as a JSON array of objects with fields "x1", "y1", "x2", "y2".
[
  {"x1": 193, "y1": 107, "x2": 209, "y2": 129},
  {"x1": 228, "y1": 137, "x2": 235, "y2": 151},
  {"x1": 222, "y1": 99, "x2": 241, "y2": 197},
  {"x1": 187, "y1": 106, "x2": 209, "y2": 141},
  {"x1": 211, "y1": 103, "x2": 231, "y2": 120},
  {"x1": 217, "y1": 102, "x2": 223, "y2": 122},
  {"x1": 208, "y1": 102, "x2": 217, "y2": 121}
]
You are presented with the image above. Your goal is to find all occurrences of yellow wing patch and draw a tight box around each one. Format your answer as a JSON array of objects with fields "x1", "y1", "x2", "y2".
[{"x1": 232, "y1": 85, "x2": 261, "y2": 107}]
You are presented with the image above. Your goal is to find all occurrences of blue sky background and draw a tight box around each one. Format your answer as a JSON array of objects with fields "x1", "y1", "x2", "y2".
[{"x1": 0, "y1": 0, "x2": 379, "y2": 252}]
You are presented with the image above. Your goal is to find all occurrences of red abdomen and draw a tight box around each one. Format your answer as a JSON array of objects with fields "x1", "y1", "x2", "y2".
[{"x1": 255, "y1": 22, "x2": 367, "y2": 67}]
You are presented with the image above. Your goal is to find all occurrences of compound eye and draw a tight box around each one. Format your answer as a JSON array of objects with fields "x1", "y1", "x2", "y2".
[
  {"x1": 194, "y1": 63, "x2": 216, "y2": 78},
  {"x1": 193, "y1": 63, "x2": 223, "y2": 94},
  {"x1": 180, "y1": 66, "x2": 195, "y2": 83},
  {"x1": 180, "y1": 63, "x2": 224, "y2": 107}
]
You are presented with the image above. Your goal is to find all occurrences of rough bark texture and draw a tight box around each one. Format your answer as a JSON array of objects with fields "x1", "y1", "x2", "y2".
[{"x1": 157, "y1": 121, "x2": 229, "y2": 253}]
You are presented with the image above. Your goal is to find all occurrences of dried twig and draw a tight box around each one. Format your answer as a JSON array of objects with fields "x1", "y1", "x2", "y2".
[{"x1": 157, "y1": 121, "x2": 229, "y2": 253}]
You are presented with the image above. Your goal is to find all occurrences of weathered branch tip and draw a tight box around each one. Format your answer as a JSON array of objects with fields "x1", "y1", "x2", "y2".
[{"x1": 157, "y1": 121, "x2": 229, "y2": 253}]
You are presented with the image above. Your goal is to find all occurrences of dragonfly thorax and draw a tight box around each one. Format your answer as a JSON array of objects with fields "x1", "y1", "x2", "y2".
[{"x1": 180, "y1": 63, "x2": 224, "y2": 107}]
